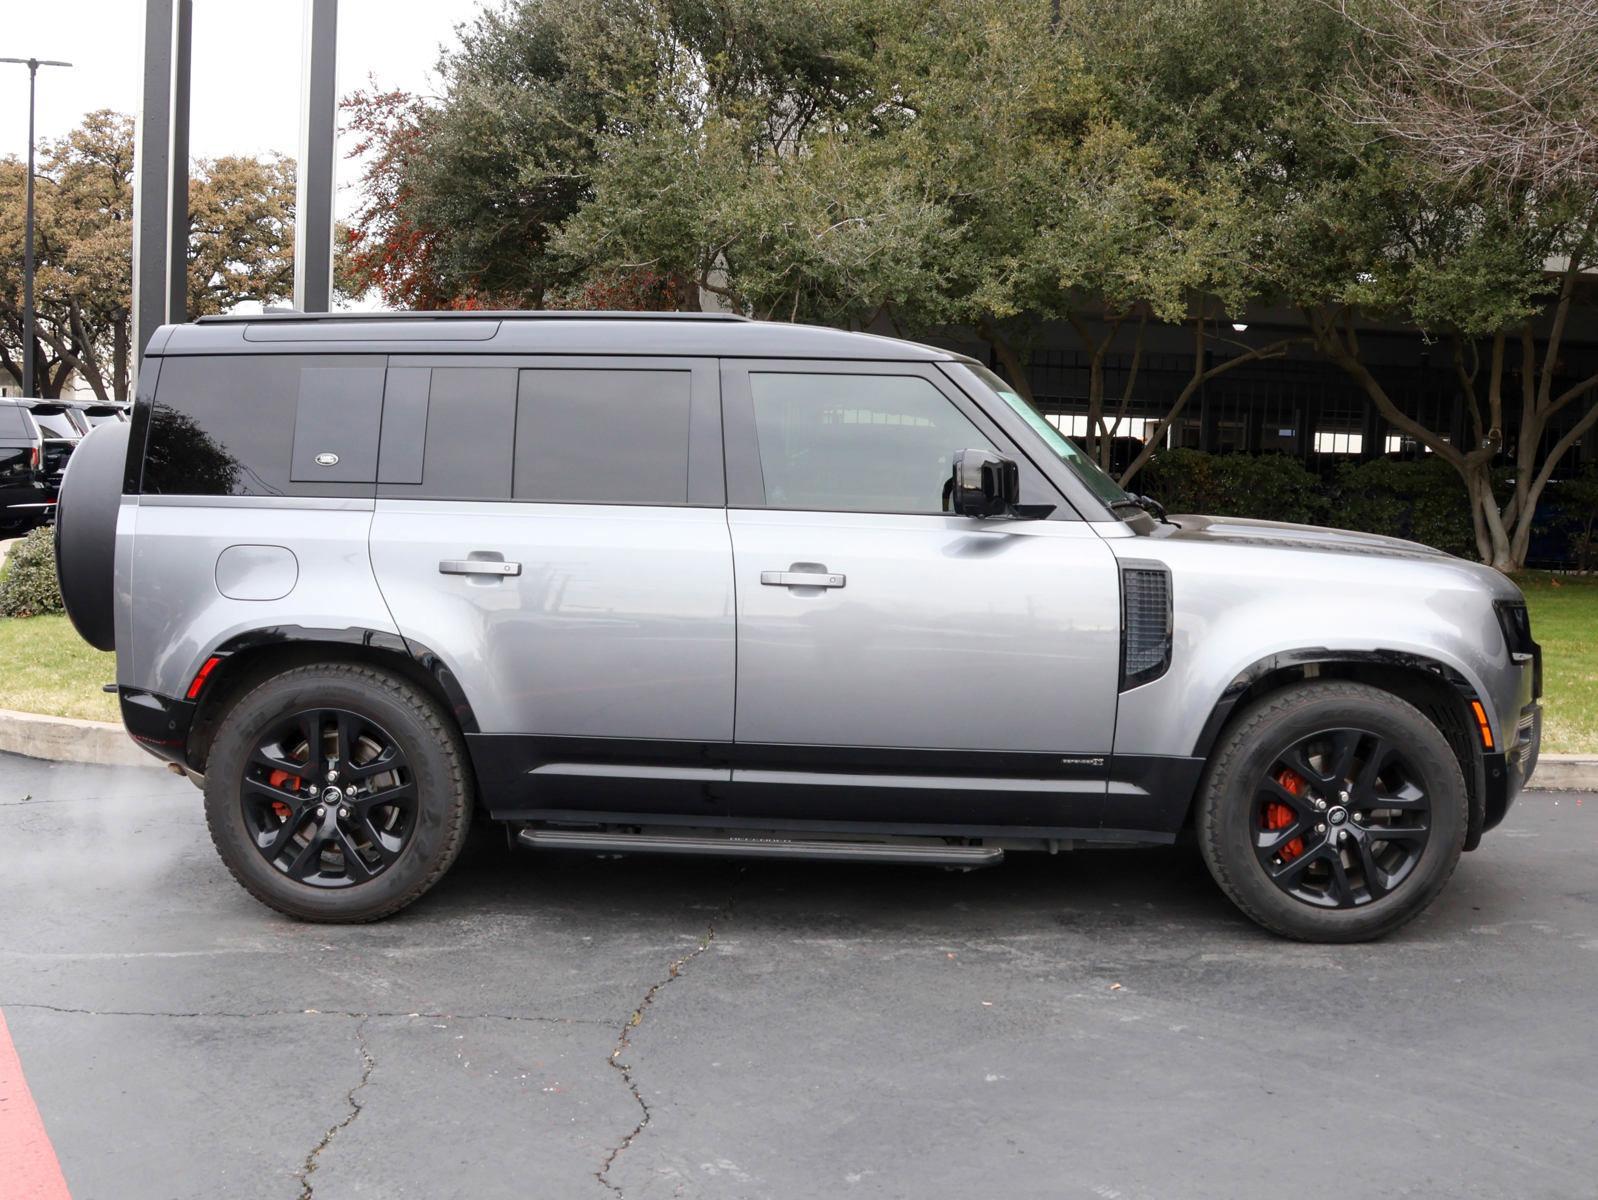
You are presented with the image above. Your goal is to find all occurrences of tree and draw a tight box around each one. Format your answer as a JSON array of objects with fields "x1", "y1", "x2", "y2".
[
  {"x1": 1309, "y1": 0, "x2": 1598, "y2": 571},
  {"x1": 0, "y1": 111, "x2": 295, "y2": 401}
]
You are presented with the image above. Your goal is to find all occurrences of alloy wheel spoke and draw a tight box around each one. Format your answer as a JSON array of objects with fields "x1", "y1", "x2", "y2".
[
  {"x1": 1323, "y1": 730, "x2": 1361, "y2": 787},
  {"x1": 1350, "y1": 833, "x2": 1389, "y2": 900},
  {"x1": 334, "y1": 712, "x2": 360, "y2": 774},
  {"x1": 260, "y1": 808, "x2": 311, "y2": 860},
  {"x1": 1255, "y1": 820, "x2": 1305, "y2": 857},
  {"x1": 1352, "y1": 736, "x2": 1393, "y2": 801},
  {"x1": 357, "y1": 781, "x2": 417, "y2": 814},
  {"x1": 357, "y1": 816, "x2": 404, "y2": 865},
  {"x1": 1270, "y1": 841, "x2": 1328, "y2": 885},
  {"x1": 1323, "y1": 847, "x2": 1356, "y2": 906},
  {"x1": 332, "y1": 827, "x2": 374, "y2": 882},
  {"x1": 1370, "y1": 779, "x2": 1428, "y2": 811},
  {"x1": 298, "y1": 713, "x2": 326, "y2": 779},
  {"x1": 250, "y1": 745, "x2": 308, "y2": 779},
  {"x1": 283, "y1": 827, "x2": 327, "y2": 881},
  {"x1": 1365, "y1": 823, "x2": 1429, "y2": 843}
]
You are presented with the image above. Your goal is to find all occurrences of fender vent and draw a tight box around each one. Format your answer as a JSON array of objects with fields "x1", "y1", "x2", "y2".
[{"x1": 1120, "y1": 563, "x2": 1172, "y2": 691}]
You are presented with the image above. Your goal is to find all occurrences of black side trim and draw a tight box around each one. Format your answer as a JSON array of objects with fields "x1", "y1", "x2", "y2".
[
  {"x1": 467, "y1": 735, "x2": 1203, "y2": 839},
  {"x1": 118, "y1": 688, "x2": 195, "y2": 767},
  {"x1": 1107, "y1": 754, "x2": 1206, "y2": 832}
]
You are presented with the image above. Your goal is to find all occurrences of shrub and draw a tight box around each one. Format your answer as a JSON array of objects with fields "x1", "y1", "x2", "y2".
[
  {"x1": 1331, "y1": 457, "x2": 1477, "y2": 558},
  {"x1": 0, "y1": 527, "x2": 65, "y2": 618},
  {"x1": 1138, "y1": 448, "x2": 1327, "y2": 525}
]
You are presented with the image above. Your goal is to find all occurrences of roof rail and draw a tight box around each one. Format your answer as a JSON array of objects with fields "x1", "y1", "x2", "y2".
[{"x1": 193, "y1": 309, "x2": 749, "y2": 325}]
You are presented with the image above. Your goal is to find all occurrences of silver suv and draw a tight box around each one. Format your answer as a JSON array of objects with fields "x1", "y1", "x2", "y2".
[{"x1": 54, "y1": 312, "x2": 1542, "y2": 941}]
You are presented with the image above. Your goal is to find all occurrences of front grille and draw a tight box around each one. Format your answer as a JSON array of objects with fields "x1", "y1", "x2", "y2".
[{"x1": 1120, "y1": 564, "x2": 1172, "y2": 690}]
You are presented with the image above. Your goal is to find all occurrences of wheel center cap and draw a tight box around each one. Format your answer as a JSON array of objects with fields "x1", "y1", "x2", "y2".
[
  {"x1": 321, "y1": 787, "x2": 343, "y2": 808},
  {"x1": 1327, "y1": 806, "x2": 1349, "y2": 826}
]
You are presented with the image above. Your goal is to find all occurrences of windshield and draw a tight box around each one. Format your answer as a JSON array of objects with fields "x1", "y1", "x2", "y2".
[{"x1": 961, "y1": 363, "x2": 1132, "y2": 509}]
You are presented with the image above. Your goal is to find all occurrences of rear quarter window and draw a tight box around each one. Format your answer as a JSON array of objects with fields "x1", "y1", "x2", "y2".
[{"x1": 142, "y1": 355, "x2": 385, "y2": 497}]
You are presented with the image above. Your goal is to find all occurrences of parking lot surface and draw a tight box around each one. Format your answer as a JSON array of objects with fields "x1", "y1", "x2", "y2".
[{"x1": 1, "y1": 752, "x2": 1594, "y2": 1200}]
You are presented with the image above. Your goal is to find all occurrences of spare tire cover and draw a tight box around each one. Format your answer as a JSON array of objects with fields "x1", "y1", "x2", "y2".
[{"x1": 55, "y1": 420, "x2": 130, "y2": 652}]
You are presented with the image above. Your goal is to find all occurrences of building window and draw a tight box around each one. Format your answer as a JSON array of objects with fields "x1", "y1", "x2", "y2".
[{"x1": 1313, "y1": 430, "x2": 1364, "y2": 455}]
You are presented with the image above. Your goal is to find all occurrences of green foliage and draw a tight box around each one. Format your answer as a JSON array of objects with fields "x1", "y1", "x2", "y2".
[
  {"x1": 0, "y1": 529, "x2": 65, "y2": 618},
  {"x1": 1330, "y1": 457, "x2": 1478, "y2": 558},
  {"x1": 1139, "y1": 449, "x2": 1327, "y2": 525},
  {"x1": 1, "y1": 110, "x2": 295, "y2": 401}
]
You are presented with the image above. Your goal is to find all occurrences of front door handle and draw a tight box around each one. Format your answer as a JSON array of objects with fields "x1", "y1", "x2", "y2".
[
  {"x1": 440, "y1": 559, "x2": 521, "y2": 577},
  {"x1": 761, "y1": 569, "x2": 845, "y2": 588}
]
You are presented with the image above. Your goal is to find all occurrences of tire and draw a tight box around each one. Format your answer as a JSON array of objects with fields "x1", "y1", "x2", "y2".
[
  {"x1": 203, "y1": 663, "x2": 474, "y2": 922},
  {"x1": 1197, "y1": 681, "x2": 1467, "y2": 943}
]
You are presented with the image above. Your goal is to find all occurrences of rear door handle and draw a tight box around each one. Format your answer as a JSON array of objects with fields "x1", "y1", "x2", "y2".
[
  {"x1": 439, "y1": 559, "x2": 521, "y2": 577},
  {"x1": 761, "y1": 570, "x2": 845, "y2": 588}
]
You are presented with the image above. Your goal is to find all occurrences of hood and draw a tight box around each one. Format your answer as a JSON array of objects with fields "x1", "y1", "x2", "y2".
[{"x1": 1160, "y1": 513, "x2": 1452, "y2": 562}]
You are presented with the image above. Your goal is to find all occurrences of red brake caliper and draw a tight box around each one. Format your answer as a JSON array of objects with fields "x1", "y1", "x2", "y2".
[
  {"x1": 1264, "y1": 770, "x2": 1306, "y2": 862},
  {"x1": 268, "y1": 769, "x2": 302, "y2": 822}
]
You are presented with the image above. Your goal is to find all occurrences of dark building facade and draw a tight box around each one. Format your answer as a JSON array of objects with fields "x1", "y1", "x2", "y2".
[{"x1": 938, "y1": 299, "x2": 1598, "y2": 480}]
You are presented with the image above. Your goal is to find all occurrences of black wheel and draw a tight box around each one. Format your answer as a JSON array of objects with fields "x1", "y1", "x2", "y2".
[
  {"x1": 204, "y1": 663, "x2": 473, "y2": 922},
  {"x1": 1198, "y1": 681, "x2": 1467, "y2": 942}
]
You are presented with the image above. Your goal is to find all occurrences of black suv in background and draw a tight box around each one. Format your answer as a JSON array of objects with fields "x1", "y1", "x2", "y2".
[
  {"x1": 22, "y1": 401, "x2": 85, "y2": 505},
  {"x1": 0, "y1": 399, "x2": 49, "y2": 532}
]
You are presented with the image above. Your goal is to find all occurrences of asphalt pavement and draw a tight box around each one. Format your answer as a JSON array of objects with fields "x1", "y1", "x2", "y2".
[{"x1": 1, "y1": 752, "x2": 1594, "y2": 1200}]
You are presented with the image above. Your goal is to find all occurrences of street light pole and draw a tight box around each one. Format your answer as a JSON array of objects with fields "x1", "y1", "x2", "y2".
[{"x1": 1, "y1": 57, "x2": 72, "y2": 398}]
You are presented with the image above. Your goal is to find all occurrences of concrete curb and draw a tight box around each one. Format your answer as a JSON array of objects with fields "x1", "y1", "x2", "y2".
[
  {"x1": 0, "y1": 708, "x2": 159, "y2": 769},
  {"x1": 1525, "y1": 754, "x2": 1598, "y2": 791},
  {"x1": 2, "y1": 704, "x2": 1596, "y2": 787}
]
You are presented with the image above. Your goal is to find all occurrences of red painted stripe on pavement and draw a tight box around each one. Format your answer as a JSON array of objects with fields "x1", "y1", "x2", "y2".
[{"x1": 0, "y1": 1008, "x2": 73, "y2": 1200}]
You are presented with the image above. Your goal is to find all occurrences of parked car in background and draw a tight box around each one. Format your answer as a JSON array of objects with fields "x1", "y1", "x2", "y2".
[
  {"x1": 21, "y1": 401, "x2": 84, "y2": 504},
  {"x1": 68, "y1": 401, "x2": 129, "y2": 430},
  {"x1": 0, "y1": 398, "x2": 50, "y2": 533}
]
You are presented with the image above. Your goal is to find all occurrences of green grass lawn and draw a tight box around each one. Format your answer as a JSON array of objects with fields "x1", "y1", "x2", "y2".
[
  {"x1": 0, "y1": 613, "x2": 118, "y2": 722},
  {"x1": 0, "y1": 574, "x2": 1594, "y2": 747},
  {"x1": 1518, "y1": 573, "x2": 1598, "y2": 755}
]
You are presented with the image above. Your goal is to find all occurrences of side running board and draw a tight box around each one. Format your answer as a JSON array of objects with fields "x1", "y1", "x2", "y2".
[{"x1": 516, "y1": 828, "x2": 1003, "y2": 867}]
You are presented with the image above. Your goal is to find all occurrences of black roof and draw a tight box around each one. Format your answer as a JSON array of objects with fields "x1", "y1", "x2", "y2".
[{"x1": 155, "y1": 310, "x2": 967, "y2": 363}]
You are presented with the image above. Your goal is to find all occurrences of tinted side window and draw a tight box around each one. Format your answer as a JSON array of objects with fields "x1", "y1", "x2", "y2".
[
  {"x1": 513, "y1": 369, "x2": 691, "y2": 505},
  {"x1": 748, "y1": 373, "x2": 993, "y2": 513},
  {"x1": 0, "y1": 406, "x2": 27, "y2": 437},
  {"x1": 143, "y1": 355, "x2": 384, "y2": 497},
  {"x1": 383, "y1": 367, "x2": 517, "y2": 501}
]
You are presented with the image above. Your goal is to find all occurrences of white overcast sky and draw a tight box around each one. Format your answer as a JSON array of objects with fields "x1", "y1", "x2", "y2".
[{"x1": 0, "y1": 0, "x2": 488, "y2": 221}]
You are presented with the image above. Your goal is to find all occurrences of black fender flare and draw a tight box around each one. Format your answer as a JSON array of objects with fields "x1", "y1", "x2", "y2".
[{"x1": 1190, "y1": 648, "x2": 1491, "y2": 850}]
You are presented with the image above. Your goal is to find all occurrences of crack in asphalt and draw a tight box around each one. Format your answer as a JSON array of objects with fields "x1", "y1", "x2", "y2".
[
  {"x1": 296, "y1": 1016, "x2": 375, "y2": 1200},
  {"x1": 596, "y1": 873, "x2": 742, "y2": 1198},
  {"x1": 0, "y1": 1001, "x2": 610, "y2": 1025}
]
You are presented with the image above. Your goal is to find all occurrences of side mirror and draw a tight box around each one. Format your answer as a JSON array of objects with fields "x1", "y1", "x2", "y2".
[{"x1": 945, "y1": 448, "x2": 1020, "y2": 517}]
